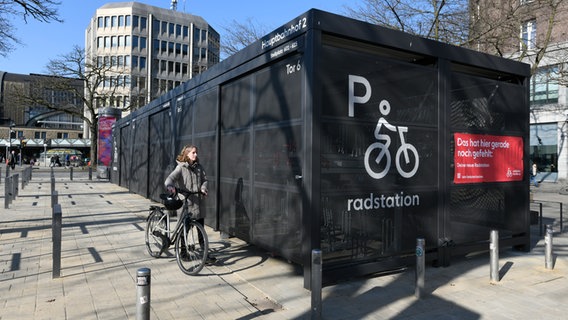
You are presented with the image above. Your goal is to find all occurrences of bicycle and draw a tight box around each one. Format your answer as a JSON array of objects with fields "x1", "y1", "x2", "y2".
[{"x1": 145, "y1": 188, "x2": 209, "y2": 275}]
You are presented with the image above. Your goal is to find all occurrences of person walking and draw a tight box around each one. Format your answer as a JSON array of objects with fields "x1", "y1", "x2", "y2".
[
  {"x1": 164, "y1": 144, "x2": 215, "y2": 265},
  {"x1": 8, "y1": 150, "x2": 16, "y2": 170},
  {"x1": 530, "y1": 163, "x2": 538, "y2": 187}
]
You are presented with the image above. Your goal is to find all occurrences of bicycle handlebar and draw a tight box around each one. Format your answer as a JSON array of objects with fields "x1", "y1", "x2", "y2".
[{"x1": 171, "y1": 187, "x2": 202, "y2": 198}]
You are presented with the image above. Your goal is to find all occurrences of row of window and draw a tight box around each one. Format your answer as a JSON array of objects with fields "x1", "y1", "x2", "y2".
[
  {"x1": 96, "y1": 53, "x2": 194, "y2": 78},
  {"x1": 97, "y1": 35, "x2": 147, "y2": 50},
  {"x1": 98, "y1": 14, "x2": 211, "y2": 43},
  {"x1": 97, "y1": 15, "x2": 147, "y2": 30}
]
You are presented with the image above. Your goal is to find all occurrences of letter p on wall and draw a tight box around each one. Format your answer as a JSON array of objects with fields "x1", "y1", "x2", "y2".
[{"x1": 348, "y1": 75, "x2": 371, "y2": 117}]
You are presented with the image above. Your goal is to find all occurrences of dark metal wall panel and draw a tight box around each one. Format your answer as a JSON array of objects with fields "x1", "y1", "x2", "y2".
[
  {"x1": 148, "y1": 107, "x2": 172, "y2": 201},
  {"x1": 129, "y1": 117, "x2": 149, "y2": 197}
]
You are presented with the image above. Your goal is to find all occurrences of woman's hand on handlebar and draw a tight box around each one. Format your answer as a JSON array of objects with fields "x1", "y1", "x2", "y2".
[{"x1": 167, "y1": 185, "x2": 176, "y2": 195}]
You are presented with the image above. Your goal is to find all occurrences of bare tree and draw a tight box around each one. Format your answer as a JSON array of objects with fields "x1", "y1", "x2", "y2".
[
  {"x1": 344, "y1": 0, "x2": 470, "y2": 45},
  {"x1": 13, "y1": 45, "x2": 129, "y2": 164},
  {"x1": 220, "y1": 17, "x2": 271, "y2": 58},
  {"x1": 0, "y1": 0, "x2": 62, "y2": 56}
]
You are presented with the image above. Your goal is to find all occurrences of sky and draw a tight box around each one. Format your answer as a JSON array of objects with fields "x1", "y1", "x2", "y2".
[{"x1": 0, "y1": 0, "x2": 352, "y2": 75}]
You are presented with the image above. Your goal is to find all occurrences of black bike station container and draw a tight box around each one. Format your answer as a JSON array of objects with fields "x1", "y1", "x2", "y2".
[{"x1": 111, "y1": 9, "x2": 531, "y2": 287}]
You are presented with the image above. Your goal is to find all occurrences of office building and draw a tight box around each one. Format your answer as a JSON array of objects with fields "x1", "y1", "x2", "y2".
[
  {"x1": 470, "y1": 0, "x2": 568, "y2": 182},
  {"x1": 85, "y1": 1, "x2": 220, "y2": 111}
]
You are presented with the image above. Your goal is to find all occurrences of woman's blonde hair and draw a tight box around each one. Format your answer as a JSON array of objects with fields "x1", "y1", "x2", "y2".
[{"x1": 176, "y1": 144, "x2": 199, "y2": 163}]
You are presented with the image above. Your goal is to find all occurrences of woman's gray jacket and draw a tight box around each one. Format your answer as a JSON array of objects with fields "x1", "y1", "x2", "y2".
[{"x1": 164, "y1": 160, "x2": 208, "y2": 218}]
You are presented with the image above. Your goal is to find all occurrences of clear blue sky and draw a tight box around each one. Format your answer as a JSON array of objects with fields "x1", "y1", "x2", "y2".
[{"x1": 0, "y1": 0, "x2": 351, "y2": 75}]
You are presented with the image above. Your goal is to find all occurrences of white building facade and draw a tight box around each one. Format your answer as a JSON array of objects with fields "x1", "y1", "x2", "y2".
[{"x1": 85, "y1": 2, "x2": 220, "y2": 112}]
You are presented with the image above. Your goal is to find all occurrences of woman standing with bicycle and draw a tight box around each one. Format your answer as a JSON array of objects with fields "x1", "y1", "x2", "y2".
[{"x1": 165, "y1": 144, "x2": 215, "y2": 265}]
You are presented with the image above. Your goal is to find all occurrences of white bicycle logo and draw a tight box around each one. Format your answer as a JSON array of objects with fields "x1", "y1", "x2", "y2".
[{"x1": 364, "y1": 100, "x2": 419, "y2": 179}]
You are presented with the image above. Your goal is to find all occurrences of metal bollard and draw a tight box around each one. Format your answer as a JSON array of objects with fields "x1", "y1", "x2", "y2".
[
  {"x1": 490, "y1": 230, "x2": 499, "y2": 282},
  {"x1": 51, "y1": 190, "x2": 58, "y2": 208},
  {"x1": 70, "y1": 166, "x2": 73, "y2": 180},
  {"x1": 88, "y1": 166, "x2": 93, "y2": 180},
  {"x1": 415, "y1": 238, "x2": 425, "y2": 298},
  {"x1": 52, "y1": 204, "x2": 62, "y2": 279},
  {"x1": 311, "y1": 249, "x2": 322, "y2": 320},
  {"x1": 136, "y1": 268, "x2": 151, "y2": 320},
  {"x1": 545, "y1": 225, "x2": 553, "y2": 269},
  {"x1": 4, "y1": 175, "x2": 11, "y2": 209}
]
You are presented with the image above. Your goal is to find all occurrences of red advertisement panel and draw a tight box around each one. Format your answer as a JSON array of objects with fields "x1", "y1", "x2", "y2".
[
  {"x1": 454, "y1": 133, "x2": 523, "y2": 184},
  {"x1": 98, "y1": 116, "x2": 116, "y2": 166}
]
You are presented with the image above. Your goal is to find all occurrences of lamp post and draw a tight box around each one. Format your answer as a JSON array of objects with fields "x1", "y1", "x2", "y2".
[{"x1": 44, "y1": 143, "x2": 48, "y2": 167}]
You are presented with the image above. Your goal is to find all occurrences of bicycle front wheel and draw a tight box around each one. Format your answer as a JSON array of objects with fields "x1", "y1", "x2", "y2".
[
  {"x1": 175, "y1": 220, "x2": 209, "y2": 275},
  {"x1": 146, "y1": 209, "x2": 167, "y2": 257}
]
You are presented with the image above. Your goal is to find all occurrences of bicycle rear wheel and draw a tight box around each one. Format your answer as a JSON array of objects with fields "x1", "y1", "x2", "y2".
[
  {"x1": 175, "y1": 220, "x2": 209, "y2": 275},
  {"x1": 146, "y1": 209, "x2": 167, "y2": 257}
]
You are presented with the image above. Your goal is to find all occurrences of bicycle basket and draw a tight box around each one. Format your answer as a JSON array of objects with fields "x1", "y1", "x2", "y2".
[{"x1": 159, "y1": 193, "x2": 183, "y2": 210}]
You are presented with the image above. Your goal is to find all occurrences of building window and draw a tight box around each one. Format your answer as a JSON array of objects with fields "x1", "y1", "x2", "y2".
[
  {"x1": 161, "y1": 21, "x2": 167, "y2": 35},
  {"x1": 161, "y1": 40, "x2": 167, "y2": 54},
  {"x1": 153, "y1": 39, "x2": 160, "y2": 52},
  {"x1": 118, "y1": 15, "x2": 124, "y2": 27},
  {"x1": 531, "y1": 65, "x2": 559, "y2": 105},
  {"x1": 125, "y1": 15, "x2": 131, "y2": 26},
  {"x1": 140, "y1": 17, "x2": 147, "y2": 30},
  {"x1": 521, "y1": 19, "x2": 536, "y2": 50},
  {"x1": 132, "y1": 36, "x2": 139, "y2": 49},
  {"x1": 194, "y1": 28, "x2": 200, "y2": 43},
  {"x1": 530, "y1": 123, "x2": 557, "y2": 173},
  {"x1": 98, "y1": 17, "x2": 104, "y2": 28},
  {"x1": 111, "y1": 16, "x2": 117, "y2": 28},
  {"x1": 133, "y1": 15, "x2": 139, "y2": 29}
]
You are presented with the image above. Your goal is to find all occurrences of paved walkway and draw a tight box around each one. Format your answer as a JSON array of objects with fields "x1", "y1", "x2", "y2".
[{"x1": 1, "y1": 166, "x2": 567, "y2": 319}]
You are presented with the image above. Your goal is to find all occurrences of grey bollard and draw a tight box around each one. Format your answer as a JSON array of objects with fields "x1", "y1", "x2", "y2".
[
  {"x1": 545, "y1": 225, "x2": 553, "y2": 269},
  {"x1": 4, "y1": 175, "x2": 11, "y2": 209},
  {"x1": 88, "y1": 166, "x2": 93, "y2": 180},
  {"x1": 51, "y1": 190, "x2": 58, "y2": 208},
  {"x1": 415, "y1": 238, "x2": 425, "y2": 298},
  {"x1": 70, "y1": 166, "x2": 73, "y2": 180},
  {"x1": 52, "y1": 204, "x2": 62, "y2": 279},
  {"x1": 490, "y1": 230, "x2": 499, "y2": 282},
  {"x1": 311, "y1": 249, "x2": 322, "y2": 320},
  {"x1": 136, "y1": 268, "x2": 151, "y2": 320}
]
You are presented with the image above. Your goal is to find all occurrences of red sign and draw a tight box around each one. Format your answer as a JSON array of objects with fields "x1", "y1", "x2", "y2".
[{"x1": 454, "y1": 133, "x2": 524, "y2": 184}]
